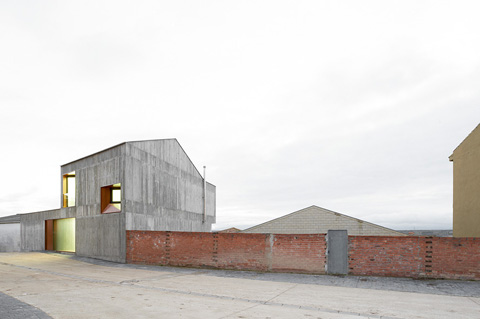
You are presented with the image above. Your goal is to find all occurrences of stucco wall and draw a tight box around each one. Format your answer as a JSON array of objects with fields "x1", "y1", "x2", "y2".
[
  {"x1": 450, "y1": 124, "x2": 480, "y2": 237},
  {"x1": 0, "y1": 223, "x2": 21, "y2": 252}
]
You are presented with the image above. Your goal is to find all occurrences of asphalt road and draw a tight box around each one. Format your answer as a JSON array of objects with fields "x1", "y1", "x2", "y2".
[{"x1": 0, "y1": 252, "x2": 479, "y2": 318}]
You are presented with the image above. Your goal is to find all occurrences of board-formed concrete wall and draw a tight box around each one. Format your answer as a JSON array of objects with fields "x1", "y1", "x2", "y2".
[
  {"x1": 20, "y1": 209, "x2": 74, "y2": 251},
  {"x1": 0, "y1": 223, "x2": 21, "y2": 252},
  {"x1": 62, "y1": 144, "x2": 126, "y2": 263},
  {"x1": 19, "y1": 139, "x2": 215, "y2": 263},
  {"x1": 124, "y1": 141, "x2": 215, "y2": 232}
]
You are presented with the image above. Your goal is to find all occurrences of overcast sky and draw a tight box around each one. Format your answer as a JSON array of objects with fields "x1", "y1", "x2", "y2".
[{"x1": 1, "y1": 1, "x2": 479, "y2": 231}]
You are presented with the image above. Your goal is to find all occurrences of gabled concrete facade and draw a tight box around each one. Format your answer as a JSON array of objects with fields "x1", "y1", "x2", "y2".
[
  {"x1": 449, "y1": 123, "x2": 480, "y2": 237},
  {"x1": 21, "y1": 139, "x2": 216, "y2": 262},
  {"x1": 242, "y1": 206, "x2": 405, "y2": 236}
]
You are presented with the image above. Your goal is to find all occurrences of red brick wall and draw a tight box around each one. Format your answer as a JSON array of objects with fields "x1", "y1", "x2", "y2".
[
  {"x1": 127, "y1": 231, "x2": 480, "y2": 280},
  {"x1": 430, "y1": 237, "x2": 480, "y2": 280},
  {"x1": 349, "y1": 236, "x2": 427, "y2": 278},
  {"x1": 214, "y1": 233, "x2": 269, "y2": 271},
  {"x1": 349, "y1": 236, "x2": 480, "y2": 280},
  {"x1": 271, "y1": 234, "x2": 326, "y2": 273},
  {"x1": 126, "y1": 231, "x2": 327, "y2": 274}
]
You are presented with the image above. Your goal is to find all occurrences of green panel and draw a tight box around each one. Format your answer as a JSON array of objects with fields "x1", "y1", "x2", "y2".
[{"x1": 53, "y1": 218, "x2": 75, "y2": 252}]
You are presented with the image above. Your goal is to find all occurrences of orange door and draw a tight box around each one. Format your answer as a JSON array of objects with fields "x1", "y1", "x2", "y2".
[{"x1": 45, "y1": 220, "x2": 54, "y2": 250}]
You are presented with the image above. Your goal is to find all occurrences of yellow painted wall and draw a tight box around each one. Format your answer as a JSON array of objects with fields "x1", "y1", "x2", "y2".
[
  {"x1": 53, "y1": 218, "x2": 76, "y2": 252},
  {"x1": 451, "y1": 124, "x2": 480, "y2": 237}
]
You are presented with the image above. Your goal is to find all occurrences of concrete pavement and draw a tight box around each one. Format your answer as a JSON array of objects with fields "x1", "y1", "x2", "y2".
[{"x1": 0, "y1": 252, "x2": 479, "y2": 318}]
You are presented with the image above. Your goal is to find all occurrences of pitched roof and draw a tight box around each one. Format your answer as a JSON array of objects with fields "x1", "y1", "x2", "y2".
[
  {"x1": 61, "y1": 138, "x2": 176, "y2": 167},
  {"x1": 242, "y1": 205, "x2": 405, "y2": 236}
]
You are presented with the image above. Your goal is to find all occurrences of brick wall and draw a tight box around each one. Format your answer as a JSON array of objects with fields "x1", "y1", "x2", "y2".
[
  {"x1": 126, "y1": 231, "x2": 480, "y2": 280},
  {"x1": 429, "y1": 237, "x2": 480, "y2": 280},
  {"x1": 349, "y1": 236, "x2": 427, "y2": 278},
  {"x1": 126, "y1": 231, "x2": 326, "y2": 274},
  {"x1": 271, "y1": 234, "x2": 326, "y2": 273},
  {"x1": 349, "y1": 236, "x2": 480, "y2": 280}
]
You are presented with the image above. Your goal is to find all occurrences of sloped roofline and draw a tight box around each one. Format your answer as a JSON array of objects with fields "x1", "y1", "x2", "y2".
[
  {"x1": 129, "y1": 139, "x2": 208, "y2": 181},
  {"x1": 242, "y1": 205, "x2": 405, "y2": 235},
  {"x1": 61, "y1": 141, "x2": 128, "y2": 167},
  {"x1": 61, "y1": 138, "x2": 214, "y2": 186},
  {"x1": 62, "y1": 138, "x2": 173, "y2": 167},
  {"x1": 449, "y1": 123, "x2": 480, "y2": 161}
]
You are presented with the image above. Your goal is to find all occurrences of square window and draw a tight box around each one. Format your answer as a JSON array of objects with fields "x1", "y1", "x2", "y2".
[{"x1": 101, "y1": 183, "x2": 121, "y2": 214}]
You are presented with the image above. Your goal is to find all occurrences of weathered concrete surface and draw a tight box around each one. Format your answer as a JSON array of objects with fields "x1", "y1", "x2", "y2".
[
  {"x1": 0, "y1": 224, "x2": 20, "y2": 252},
  {"x1": 1, "y1": 252, "x2": 479, "y2": 319}
]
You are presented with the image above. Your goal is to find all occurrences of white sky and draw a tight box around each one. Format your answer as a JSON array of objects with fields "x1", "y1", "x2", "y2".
[{"x1": 1, "y1": 1, "x2": 479, "y2": 231}]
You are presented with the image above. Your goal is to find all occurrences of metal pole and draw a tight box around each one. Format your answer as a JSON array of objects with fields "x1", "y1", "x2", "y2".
[{"x1": 203, "y1": 166, "x2": 206, "y2": 223}]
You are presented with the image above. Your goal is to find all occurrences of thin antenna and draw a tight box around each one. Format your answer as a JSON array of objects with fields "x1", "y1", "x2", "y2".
[{"x1": 203, "y1": 166, "x2": 206, "y2": 223}]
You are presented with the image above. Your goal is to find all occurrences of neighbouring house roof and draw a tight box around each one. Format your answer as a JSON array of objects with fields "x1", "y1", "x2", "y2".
[
  {"x1": 242, "y1": 205, "x2": 406, "y2": 236},
  {"x1": 0, "y1": 214, "x2": 20, "y2": 224},
  {"x1": 217, "y1": 227, "x2": 241, "y2": 233}
]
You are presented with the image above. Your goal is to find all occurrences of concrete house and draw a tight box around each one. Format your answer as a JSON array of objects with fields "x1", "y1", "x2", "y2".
[
  {"x1": 450, "y1": 123, "x2": 480, "y2": 237},
  {"x1": 20, "y1": 139, "x2": 216, "y2": 262},
  {"x1": 242, "y1": 206, "x2": 405, "y2": 236}
]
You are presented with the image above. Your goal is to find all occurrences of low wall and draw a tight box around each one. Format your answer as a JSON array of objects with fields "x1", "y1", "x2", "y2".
[
  {"x1": 126, "y1": 231, "x2": 480, "y2": 280},
  {"x1": 348, "y1": 236, "x2": 480, "y2": 280},
  {"x1": 126, "y1": 231, "x2": 326, "y2": 274}
]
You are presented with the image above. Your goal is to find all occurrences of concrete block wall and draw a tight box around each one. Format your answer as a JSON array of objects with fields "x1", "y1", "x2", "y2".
[{"x1": 126, "y1": 231, "x2": 480, "y2": 280}]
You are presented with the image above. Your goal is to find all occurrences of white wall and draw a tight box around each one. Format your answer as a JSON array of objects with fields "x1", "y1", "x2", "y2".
[{"x1": 0, "y1": 223, "x2": 21, "y2": 252}]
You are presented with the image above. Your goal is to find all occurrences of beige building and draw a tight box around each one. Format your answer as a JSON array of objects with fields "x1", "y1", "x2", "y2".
[
  {"x1": 242, "y1": 206, "x2": 406, "y2": 236},
  {"x1": 449, "y1": 123, "x2": 480, "y2": 237}
]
